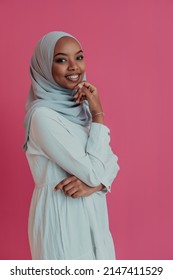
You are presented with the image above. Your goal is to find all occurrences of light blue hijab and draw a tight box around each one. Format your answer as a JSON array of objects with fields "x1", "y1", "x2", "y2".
[{"x1": 23, "y1": 31, "x2": 91, "y2": 151}]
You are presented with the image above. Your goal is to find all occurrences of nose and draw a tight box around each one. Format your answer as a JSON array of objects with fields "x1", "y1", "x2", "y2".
[{"x1": 68, "y1": 59, "x2": 78, "y2": 71}]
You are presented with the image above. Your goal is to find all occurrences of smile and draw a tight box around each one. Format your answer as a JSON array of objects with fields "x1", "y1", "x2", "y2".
[{"x1": 65, "y1": 74, "x2": 80, "y2": 82}]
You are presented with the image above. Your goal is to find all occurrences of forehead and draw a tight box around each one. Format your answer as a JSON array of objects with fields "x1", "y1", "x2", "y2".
[{"x1": 54, "y1": 36, "x2": 81, "y2": 53}]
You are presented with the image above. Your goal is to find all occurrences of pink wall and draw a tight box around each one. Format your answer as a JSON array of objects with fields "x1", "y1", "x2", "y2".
[{"x1": 0, "y1": 0, "x2": 173, "y2": 259}]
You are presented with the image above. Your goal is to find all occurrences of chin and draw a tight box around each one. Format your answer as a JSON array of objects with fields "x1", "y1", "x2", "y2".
[
  {"x1": 64, "y1": 83, "x2": 76, "y2": 90},
  {"x1": 66, "y1": 81, "x2": 82, "y2": 90}
]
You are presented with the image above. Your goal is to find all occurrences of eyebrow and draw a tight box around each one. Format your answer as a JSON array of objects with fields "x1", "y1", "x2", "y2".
[{"x1": 54, "y1": 49, "x2": 83, "y2": 58}]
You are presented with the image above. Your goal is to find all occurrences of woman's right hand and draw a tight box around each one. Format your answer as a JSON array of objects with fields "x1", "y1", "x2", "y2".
[{"x1": 74, "y1": 81, "x2": 103, "y2": 116}]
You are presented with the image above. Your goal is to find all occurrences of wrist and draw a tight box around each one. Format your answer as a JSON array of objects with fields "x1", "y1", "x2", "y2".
[
  {"x1": 92, "y1": 111, "x2": 105, "y2": 117},
  {"x1": 94, "y1": 184, "x2": 104, "y2": 192},
  {"x1": 92, "y1": 112, "x2": 104, "y2": 124}
]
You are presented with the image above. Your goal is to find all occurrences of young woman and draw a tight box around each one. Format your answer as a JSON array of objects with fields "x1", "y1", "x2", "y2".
[{"x1": 23, "y1": 31, "x2": 120, "y2": 260}]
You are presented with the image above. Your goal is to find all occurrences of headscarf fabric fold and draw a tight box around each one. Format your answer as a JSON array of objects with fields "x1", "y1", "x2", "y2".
[{"x1": 23, "y1": 31, "x2": 91, "y2": 151}]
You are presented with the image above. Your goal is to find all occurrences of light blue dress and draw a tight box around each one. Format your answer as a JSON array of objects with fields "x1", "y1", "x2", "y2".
[{"x1": 26, "y1": 107, "x2": 120, "y2": 260}]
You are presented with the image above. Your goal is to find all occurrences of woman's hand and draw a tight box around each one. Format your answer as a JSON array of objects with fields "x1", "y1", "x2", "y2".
[
  {"x1": 54, "y1": 176, "x2": 104, "y2": 198},
  {"x1": 74, "y1": 81, "x2": 103, "y2": 116}
]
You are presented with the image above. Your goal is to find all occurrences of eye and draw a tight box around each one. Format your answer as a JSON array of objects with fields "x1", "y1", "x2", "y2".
[
  {"x1": 76, "y1": 55, "x2": 84, "y2": 60},
  {"x1": 55, "y1": 58, "x2": 66, "y2": 63}
]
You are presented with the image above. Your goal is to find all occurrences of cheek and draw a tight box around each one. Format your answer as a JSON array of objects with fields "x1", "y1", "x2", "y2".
[
  {"x1": 81, "y1": 64, "x2": 86, "y2": 79},
  {"x1": 81, "y1": 62, "x2": 86, "y2": 72},
  {"x1": 52, "y1": 64, "x2": 65, "y2": 79}
]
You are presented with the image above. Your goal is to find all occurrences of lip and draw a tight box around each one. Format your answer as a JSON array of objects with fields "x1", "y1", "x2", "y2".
[
  {"x1": 65, "y1": 73, "x2": 81, "y2": 82},
  {"x1": 65, "y1": 73, "x2": 80, "y2": 77}
]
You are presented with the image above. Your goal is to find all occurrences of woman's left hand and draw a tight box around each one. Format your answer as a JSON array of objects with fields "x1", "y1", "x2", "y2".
[{"x1": 54, "y1": 176, "x2": 104, "y2": 198}]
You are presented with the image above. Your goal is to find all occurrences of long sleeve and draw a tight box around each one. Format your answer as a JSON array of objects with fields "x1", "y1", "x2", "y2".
[
  {"x1": 29, "y1": 107, "x2": 119, "y2": 189},
  {"x1": 100, "y1": 148, "x2": 120, "y2": 193},
  {"x1": 85, "y1": 121, "x2": 120, "y2": 192}
]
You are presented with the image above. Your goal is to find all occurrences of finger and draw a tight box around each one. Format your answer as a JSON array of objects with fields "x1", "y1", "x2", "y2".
[
  {"x1": 75, "y1": 94, "x2": 84, "y2": 103},
  {"x1": 75, "y1": 81, "x2": 96, "y2": 92},
  {"x1": 79, "y1": 86, "x2": 95, "y2": 98},
  {"x1": 66, "y1": 187, "x2": 78, "y2": 196},
  {"x1": 74, "y1": 83, "x2": 83, "y2": 91},
  {"x1": 73, "y1": 86, "x2": 82, "y2": 98},
  {"x1": 55, "y1": 183, "x2": 63, "y2": 191},
  {"x1": 76, "y1": 95, "x2": 86, "y2": 104},
  {"x1": 54, "y1": 176, "x2": 76, "y2": 191},
  {"x1": 75, "y1": 87, "x2": 91, "y2": 103},
  {"x1": 75, "y1": 81, "x2": 91, "y2": 88},
  {"x1": 74, "y1": 87, "x2": 84, "y2": 101},
  {"x1": 74, "y1": 84, "x2": 96, "y2": 103},
  {"x1": 73, "y1": 89, "x2": 83, "y2": 100},
  {"x1": 73, "y1": 92, "x2": 79, "y2": 98},
  {"x1": 71, "y1": 191, "x2": 81, "y2": 199},
  {"x1": 63, "y1": 181, "x2": 76, "y2": 192}
]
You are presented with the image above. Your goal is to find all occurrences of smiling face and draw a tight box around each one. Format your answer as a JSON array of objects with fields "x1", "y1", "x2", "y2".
[{"x1": 52, "y1": 36, "x2": 86, "y2": 89}]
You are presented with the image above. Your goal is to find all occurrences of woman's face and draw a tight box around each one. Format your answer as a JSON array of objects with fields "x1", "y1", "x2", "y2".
[{"x1": 52, "y1": 36, "x2": 86, "y2": 89}]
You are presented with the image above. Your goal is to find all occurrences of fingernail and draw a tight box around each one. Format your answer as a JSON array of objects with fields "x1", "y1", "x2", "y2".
[{"x1": 73, "y1": 88, "x2": 78, "y2": 93}]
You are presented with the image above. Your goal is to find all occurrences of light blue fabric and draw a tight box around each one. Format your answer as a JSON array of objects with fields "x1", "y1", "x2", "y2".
[
  {"x1": 23, "y1": 31, "x2": 91, "y2": 152},
  {"x1": 26, "y1": 106, "x2": 119, "y2": 259}
]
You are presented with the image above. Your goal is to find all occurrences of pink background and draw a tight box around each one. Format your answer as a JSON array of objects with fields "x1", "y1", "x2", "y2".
[{"x1": 0, "y1": 0, "x2": 173, "y2": 259}]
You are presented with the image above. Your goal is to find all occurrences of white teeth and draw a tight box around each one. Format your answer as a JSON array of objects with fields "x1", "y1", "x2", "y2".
[{"x1": 66, "y1": 75, "x2": 79, "y2": 79}]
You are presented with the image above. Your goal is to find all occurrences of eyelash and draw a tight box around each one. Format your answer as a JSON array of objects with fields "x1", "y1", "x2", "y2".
[
  {"x1": 77, "y1": 55, "x2": 84, "y2": 60},
  {"x1": 55, "y1": 55, "x2": 84, "y2": 63},
  {"x1": 55, "y1": 58, "x2": 66, "y2": 63}
]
